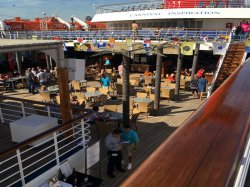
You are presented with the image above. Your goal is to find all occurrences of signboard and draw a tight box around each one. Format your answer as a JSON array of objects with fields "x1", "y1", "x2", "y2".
[
  {"x1": 92, "y1": 8, "x2": 250, "y2": 22},
  {"x1": 86, "y1": 141, "x2": 100, "y2": 169}
]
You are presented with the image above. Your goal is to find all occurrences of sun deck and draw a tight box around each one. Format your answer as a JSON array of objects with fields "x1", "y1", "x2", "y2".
[{"x1": 0, "y1": 79, "x2": 204, "y2": 186}]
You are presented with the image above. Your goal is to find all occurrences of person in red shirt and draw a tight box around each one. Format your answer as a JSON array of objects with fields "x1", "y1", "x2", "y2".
[
  {"x1": 197, "y1": 68, "x2": 204, "y2": 78},
  {"x1": 168, "y1": 73, "x2": 175, "y2": 83}
]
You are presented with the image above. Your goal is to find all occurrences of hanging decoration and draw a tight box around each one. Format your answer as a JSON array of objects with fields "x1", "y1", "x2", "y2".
[
  {"x1": 181, "y1": 42, "x2": 195, "y2": 56},
  {"x1": 143, "y1": 38, "x2": 152, "y2": 56},
  {"x1": 97, "y1": 41, "x2": 107, "y2": 49},
  {"x1": 245, "y1": 39, "x2": 250, "y2": 52},
  {"x1": 108, "y1": 37, "x2": 115, "y2": 48},
  {"x1": 212, "y1": 42, "x2": 227, "y2": 55}
]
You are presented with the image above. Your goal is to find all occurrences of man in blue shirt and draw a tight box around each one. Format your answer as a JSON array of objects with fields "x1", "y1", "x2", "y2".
[
  {"x1": 100, "y1": 74, "x2": 111, "y2": 88},
  {"x1": 121, "y1": 125, "x2": 139, "y2": 170}
]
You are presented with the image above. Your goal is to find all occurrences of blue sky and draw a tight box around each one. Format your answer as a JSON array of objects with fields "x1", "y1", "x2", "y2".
[{"x1": 0, "y1": 0, "x2": 143, "y2": 21}]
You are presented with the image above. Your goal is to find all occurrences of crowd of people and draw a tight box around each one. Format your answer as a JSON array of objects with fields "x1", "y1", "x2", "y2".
[
  {"x1": 25, "y1": 67, "x2": 56, "y2": 94},
  {"x1": 85, "y1": 105, "x2": 139, "y2": 178},
  {"x1": 189, "y1": 68, "x2": 208, "y2": 100},
  {"x1": 105, "y1": 125, "x2": 139, "y2": 178},
  {"x1": 233, "y1": 20, "x2": 250, "y2": 40}
]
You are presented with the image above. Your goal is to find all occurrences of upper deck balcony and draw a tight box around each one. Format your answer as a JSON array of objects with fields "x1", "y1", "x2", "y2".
[{"x1": 95, "y1": 0, "x2": 249, "y2": 14}]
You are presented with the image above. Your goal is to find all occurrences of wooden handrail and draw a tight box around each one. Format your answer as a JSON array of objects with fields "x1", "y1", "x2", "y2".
[
  {"x1": 0, "y1": 95, "x2": 86, "y2": 112},
  {"x1": 121, "y1": 60, "x2": 250, "y2": 186},
  {"x1": 0, "y1": 110, "x2": 92, "y2": 157},
  {"x1": 0, "y1": 95, "x2": 93, "y2": 157}
]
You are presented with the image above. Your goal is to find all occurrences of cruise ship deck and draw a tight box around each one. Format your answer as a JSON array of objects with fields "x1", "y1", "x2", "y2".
[{"x1": 0, "y1": 79, "x2": 204, "y2": 186}]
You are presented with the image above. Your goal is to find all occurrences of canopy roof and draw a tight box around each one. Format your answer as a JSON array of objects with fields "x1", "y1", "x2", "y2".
[{"x1": 0, "y1": 39, "x2": 63, "y2": 53}]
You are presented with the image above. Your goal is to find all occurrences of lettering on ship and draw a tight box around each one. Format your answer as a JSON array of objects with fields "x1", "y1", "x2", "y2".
[{"x1": 130, "y1": 10, "x2": 221, "y2": 18}]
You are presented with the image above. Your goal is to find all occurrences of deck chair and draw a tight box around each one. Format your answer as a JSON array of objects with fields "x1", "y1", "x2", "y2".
[
  {"x1": 55, "y1": 95, "x2": 61, "y2": 105},
  {"x1": 149, "y1": 93, "x2": 155, "y2": 101},
  {"x1": 40, "y1": 91, "x2": 52, "y2": 102},
  {"x1": 59, "y1": 160, "x2": 73, "y2": 180},
  {"x1": 144, "y1": 87, "x2": 152, "y2": 95},
  {"x1": 104, "y1": 104, "x2": 118, "y2": 112},
  {"x1": 116, "y1": 83, "x2": 123, "y2": 95},
  {"x1": 161, "y1": 88, "x2": 173, "y2": 101},
  {"x1": 136, "y1": 92, "x2": 148, "y2": 99},
  {"x1": 86, "y1": 87, "x2": 96, "y2": 92},
  {"x1": 99, "y1": 87, "x2": 109, "y2": 95},
  {"x1": 137, "y1": 102, "x2": 151, "y2": 118},
  {"x1": 144, "y1": 76, "x2": 153, "y2": 85}
]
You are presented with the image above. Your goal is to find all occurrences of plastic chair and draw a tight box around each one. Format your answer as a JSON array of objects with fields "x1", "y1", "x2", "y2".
[
  {"x1": 136, "y1": 92, "x2": 148, "y2": 99},
  {"x1": 104, "y1": 104, "x2": 118, "y2": 112}
]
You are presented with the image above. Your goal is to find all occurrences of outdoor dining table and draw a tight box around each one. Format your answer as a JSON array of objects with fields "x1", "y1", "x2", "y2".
[
  {"x1": 133, "y1": 97, "x2": 152, "y2": 103},
  {"x1": 47, "y1": 85, "x2": 59, "y2": 94},
  {"x1": 84, "y1": 91, "x2": 102, "y2": 98},
  {"x1": 6, "y1": 76, "x2": 26, "y2": 90},
  {"x1": 79, "y1": 79, "x2": 87, "y2": 87}
]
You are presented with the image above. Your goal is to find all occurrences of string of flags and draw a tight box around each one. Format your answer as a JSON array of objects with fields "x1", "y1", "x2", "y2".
[
  {"x1": 181, "y1": 42, "x2": 195, "y2": 56},
  {"x1": 71, "y1": 35, "x2": 232, "y2": 56},
  {"x1": 245, "y1": 39, "x2": 250, "y2": 52},
  {"x1": 212, "y1": 42, "x2": 227, "y2": 55}
]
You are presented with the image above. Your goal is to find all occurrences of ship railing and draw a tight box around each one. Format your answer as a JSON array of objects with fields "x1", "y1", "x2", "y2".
[
  {"x1": 121, "y1": 58, "x2": 250, "y2": 187},
  {"x1": 95, "y1": 0, "x2": 249, "y2": 14},
  {"x1": 0, "y1": 95, "x2": 86, "y2": 124},
  {"x1": 0, "y1": 118, "x2": 91, "y2": 187},
  {"x1": 4, "y1": 29, "x2": 230, "y2": 42},
  {"x1": 0, "y1": 96, "x2": 92, "y2": 187},
  {"x1": 207, "y1": 31, "x2": 232, "y2": 97}
]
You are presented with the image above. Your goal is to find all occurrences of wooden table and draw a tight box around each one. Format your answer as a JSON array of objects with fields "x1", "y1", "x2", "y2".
[{"x1": 133, "y1": 97, "x2": 152, "y2": 103}]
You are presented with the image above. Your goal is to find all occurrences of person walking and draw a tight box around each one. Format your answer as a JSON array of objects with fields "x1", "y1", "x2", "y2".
[
  {"x1": 190, "y1": 75, "x2": 198, "y2": 98},
  {"x1": 105, "y1": 129, "x2": 125, "y2": 178},
  {"x1": 131, "y1": 21, "x2": 139, "y2": 39},
  {"x1": 100, "y1": 73, "x2": 111, "y2": 88},
  {"x1": 121, "y1": 125, "x2": 139, "y2": 170},
  {"x1": 197, "y1": 74, "x2": 208, "y2": 100}
]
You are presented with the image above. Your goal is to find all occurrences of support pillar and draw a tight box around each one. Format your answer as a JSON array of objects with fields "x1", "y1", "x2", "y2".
[
  {"x1": 57, "y1": 68, "x2": 72, "y2": 129},
  {"x1": 191, "y1": 43, "x2": 200, "y2": 81},
  {"x1": 15, "y1": 52, "x2": 21, "y2": 74},
  {"x1": 122, "y1": 52, "x2": 130, "y2": 127},
  {"x1": 154, "y1": 46, "x2": 163, "y2": 110},
  {"x1": 174, "y1": 47, "x2": 183, "y2": 100}
]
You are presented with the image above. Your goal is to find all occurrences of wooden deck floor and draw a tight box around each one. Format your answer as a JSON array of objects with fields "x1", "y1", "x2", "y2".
[
  {"x1": 0, "y1": 80, "x2": 205, "y2": 186},
  {"x1": 88, "y1": 91, "x2": 204, "y2": 187}
]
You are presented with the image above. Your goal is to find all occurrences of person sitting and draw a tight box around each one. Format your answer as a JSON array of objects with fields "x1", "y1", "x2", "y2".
[
  {"x1": 85, "y1": 106, "x2": 103, "y2": 124},
  {"x1": 12, "y1": 70, "x2": 20, "y2": 77},
  {"x1": 70, "y1": 95, "x2": 79, "y2": 106},
  {"x1": 184, "y1": 68, "x2": 190, "y2": 79},
  {"x1": 131, "y1": 21, "x2": 139, "y2": 38},
  {"x1": 168, "y1": 73, "x2": 175, "y2": 83},
  {"x1": 143, "y1": 71, "x2": 153, "y2": 77}
]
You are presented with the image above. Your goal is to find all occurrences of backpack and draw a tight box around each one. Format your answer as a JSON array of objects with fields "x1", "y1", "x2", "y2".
[
  {"x1": 235, "y1": 26, "x2": 242, "y2": 35},
  {"x1": 190, "y1": 81, "x2": 198, "y2": 89}
]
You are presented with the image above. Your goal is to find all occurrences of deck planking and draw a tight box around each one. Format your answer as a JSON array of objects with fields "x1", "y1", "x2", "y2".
[{"x1": 0, "y1": 80, "x2": 204, "y2": 186}]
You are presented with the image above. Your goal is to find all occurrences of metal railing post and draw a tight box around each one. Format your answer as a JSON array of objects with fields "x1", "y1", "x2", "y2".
[
  {"x1": 0, "y1": 106, "x2": 4, "y2": 123},
  {"x1": 21, "y1": 102, "x2": 25, "y2": 117},
  {"x1": 47, "y1": 106, "x2": 51, "y2": 117},
  {"x1": 53, "y1": 132, "x2": 60, "y2": 166},
  {"x1": 16, "y1": 149, "x2": 25, "y2": 186},
  {"x1": 81, "y1": 119, "x2": 85, "y2": 149}
]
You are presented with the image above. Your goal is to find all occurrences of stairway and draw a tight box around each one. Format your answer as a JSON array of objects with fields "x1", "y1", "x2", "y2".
[{"x1": 213, "y1": 42, "x2": 245, "y2": 92}]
